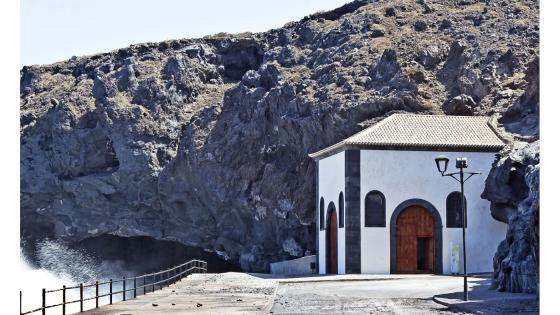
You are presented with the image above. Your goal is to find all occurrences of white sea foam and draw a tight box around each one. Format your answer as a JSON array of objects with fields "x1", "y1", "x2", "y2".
[{"x1": 19, "y1": 240, "x2": 134, "y2": 314}]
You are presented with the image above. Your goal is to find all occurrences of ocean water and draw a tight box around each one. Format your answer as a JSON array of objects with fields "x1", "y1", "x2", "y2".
[{"x1": 19, "y1": 240, "x2": 135, "y2": 314}]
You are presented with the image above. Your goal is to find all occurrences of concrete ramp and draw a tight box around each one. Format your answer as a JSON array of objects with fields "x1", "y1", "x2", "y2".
[{"x1": 81, "y1": 272, "x2": 277, "y2": 314}]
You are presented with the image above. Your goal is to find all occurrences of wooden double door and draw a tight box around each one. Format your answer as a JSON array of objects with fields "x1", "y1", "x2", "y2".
[
  {"x1": 396, "y1": 205, "x2": 435, "y2": 273},
  {"x1": 326, "y1": 209, "x2": 338, "y2": 274}
]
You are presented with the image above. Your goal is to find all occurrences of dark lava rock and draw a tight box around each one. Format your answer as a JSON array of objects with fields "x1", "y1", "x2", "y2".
[
  {"x1": 384, "y1": 7, "x2": 396, "y2": 17},
  {"x1": 500, "y1": 57, "x2": 539, "y2": 138},
  {"x1": 415, "y1": 43, "x2": 449, "y2": 69},
  {"x1": 481, "y1": 55, "x2": 540, "y2": 295},
  {"x1": 482, "y1": 141, "x2": 539, "y2": 294},
  {"x1": 440, "y1": 19, "x2": 452, "y2": 29},
  {"x1": 414, "y1": 20, "x2": 428, "y2": 31},
  {"x1": 441, "y1": 94, "x2": 476, "y2": 115},
  {"x1": 371, "y1": 28, "x2": 385, "y2": 38}
]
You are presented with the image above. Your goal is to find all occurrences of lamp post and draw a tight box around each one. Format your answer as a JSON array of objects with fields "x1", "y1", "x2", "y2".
[{"x1": 434, "y1": 155, "x2": 480, "y2": 301}]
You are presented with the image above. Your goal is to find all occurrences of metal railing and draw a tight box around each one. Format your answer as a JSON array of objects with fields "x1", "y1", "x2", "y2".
[{"x1": 20, "y1": 259, "x2": 207, "y2": 315}]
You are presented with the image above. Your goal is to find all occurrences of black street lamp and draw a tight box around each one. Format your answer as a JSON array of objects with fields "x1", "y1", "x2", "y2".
[{"x1": 434, "y1": 155, "x2": 480, "y2": 301}]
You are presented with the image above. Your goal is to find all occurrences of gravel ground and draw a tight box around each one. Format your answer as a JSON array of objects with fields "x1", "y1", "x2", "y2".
[
  {"x1": 270, "y1": 276, "x2": 472, "y2": 315},
  {"x1": 271, "y1": 294, "x2": 468, "y2": 314}
]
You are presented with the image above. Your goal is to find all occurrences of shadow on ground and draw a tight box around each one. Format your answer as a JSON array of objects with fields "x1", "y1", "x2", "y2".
[{"x1": 433, "y1": 277, "x2": 539, "y2": 315}]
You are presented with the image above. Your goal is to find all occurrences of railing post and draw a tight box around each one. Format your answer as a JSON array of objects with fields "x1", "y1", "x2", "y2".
[
  {"x1": 95, "y1": 281, "x2": 99, "y2": 309},
  {"x1": 122, "y1": 277, "x2": 126, "y2": 301},
  {"x1": 79, "y1": 283, "x2": 83, "y2": 312},
  {"x1": 167, "y1": 269, "x2": 170, "y2": 286},
  {"x1": 109, "y1": 279, "x2": 113, "y2": 304},
  {"x1": 134, "y1": 277, "x2": 137, "y2": 298},
  {"x1": 41, "y1": 288, "x2": 45, "y2": 315},
  {"x1": 62, "y1": 285, "x2": 66, "y2": 315},
  {"x1": 143, "y1": 276, "x2": 145, "y2": 295},
  {"x1": 19, "y1": 291, "x2": 22, "y2": 315},
  {"x1": 152, "y1": 273, "x2": 155, "y2": 292}
]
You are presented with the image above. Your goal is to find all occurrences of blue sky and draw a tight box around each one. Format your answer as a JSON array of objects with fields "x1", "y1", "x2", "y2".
[{"x1": 21, "y1": 0, "x2": 350, "y2": 66}]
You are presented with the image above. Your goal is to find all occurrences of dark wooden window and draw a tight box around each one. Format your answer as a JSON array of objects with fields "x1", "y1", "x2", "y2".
[
  {"x1": 365, "y1": 190, "x2": 386, "y2": 227},
  {"x1": 319, "y1": 197, "x2": 325, "y2": 230},
  {"x1": 446, "y1": 192, "x2": 467, "y2": 228},
  {"x1": 338, "y1": 192, "x2": 344, "y2": 228}
]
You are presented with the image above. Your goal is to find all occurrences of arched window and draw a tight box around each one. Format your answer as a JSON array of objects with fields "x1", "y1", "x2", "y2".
[
  {"x1": 365, "y1": 190, "x2": 386, "y2": 227},
  {"x1": 338, "y1": 192, "x2": 344, "y2": 228},
  {"x1": 319, "y1": 197, "x2": 325, "y2": 230},
  {"x1": 446, "y1": 192, "x2": 467, "y2": 228}
]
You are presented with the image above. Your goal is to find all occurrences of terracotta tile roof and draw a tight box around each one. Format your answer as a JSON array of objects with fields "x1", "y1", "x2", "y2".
[{"x1": 309, "y1": 114, "x2": 505, "y2": 159}]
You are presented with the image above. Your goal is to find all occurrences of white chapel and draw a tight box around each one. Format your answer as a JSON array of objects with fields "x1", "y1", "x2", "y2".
[{"x1": 309, "y1": 113, "x2": 507, "y2": 275}]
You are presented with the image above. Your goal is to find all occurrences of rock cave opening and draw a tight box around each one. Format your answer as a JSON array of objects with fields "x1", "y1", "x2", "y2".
[
  {"x1": 70, "y1": 234, "x2": 241, "y2": 275},
  {"x1": 219, "y1": 45, "x2": 264, "y2": 81}
]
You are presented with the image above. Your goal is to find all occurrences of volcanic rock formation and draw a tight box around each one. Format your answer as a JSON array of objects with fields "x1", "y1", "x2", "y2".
[{"x1": 21, "y1": 0, "x2": 539, "y2": 285}]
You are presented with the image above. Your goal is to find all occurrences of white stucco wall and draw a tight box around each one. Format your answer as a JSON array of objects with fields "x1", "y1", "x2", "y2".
[
  {"x1": 360, "y1": 150, "x2": 507, "y2": 275},
  {"x1": 317, "y1": 151, "x2": 346, "y2": 274},
  {"x1": 270, "y1": 255, "x2": 317, "y2": 275}
]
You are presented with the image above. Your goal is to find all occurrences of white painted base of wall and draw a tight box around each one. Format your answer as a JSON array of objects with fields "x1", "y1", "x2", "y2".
[{"x1": 270, "y1": 255, "x2": 317, "y2": 275}]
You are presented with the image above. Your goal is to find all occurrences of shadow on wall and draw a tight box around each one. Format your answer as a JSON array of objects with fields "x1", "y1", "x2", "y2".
[{"x1": 70, "y1": 234, "x2": 241, "y2": 274}]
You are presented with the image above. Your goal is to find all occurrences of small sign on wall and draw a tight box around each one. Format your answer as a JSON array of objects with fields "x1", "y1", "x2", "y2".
[{"x1": 450, "y1": 242, "x2": 460, "y2": 274}]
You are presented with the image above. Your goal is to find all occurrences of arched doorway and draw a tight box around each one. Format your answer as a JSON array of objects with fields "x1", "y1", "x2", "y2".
[
  {"x1": 326, "y1": 202, "x2": 338, "y2": 274},
  {"x1": 396, "y1": 206, "x2": 435, "y2": 273},
  {"x1": 390, "y1": 199, "x2": 443, "y2": 274}
]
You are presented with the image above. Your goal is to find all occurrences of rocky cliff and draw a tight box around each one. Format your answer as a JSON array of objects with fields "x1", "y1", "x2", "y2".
[
  {"x1": 482, "y1": 58, "x2": 539, "y2": 294},
  {"x1": 21, "y1": 0, "x2": 539, "y2": 279}
]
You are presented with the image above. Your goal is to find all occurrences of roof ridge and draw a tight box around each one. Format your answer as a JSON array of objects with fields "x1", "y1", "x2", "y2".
[
  {"x1": 392, "y1": 113, "x2": 490, "y2": 118},
  {"x1": 346, "y1": 113, "x2": 397, "y2": 142}
]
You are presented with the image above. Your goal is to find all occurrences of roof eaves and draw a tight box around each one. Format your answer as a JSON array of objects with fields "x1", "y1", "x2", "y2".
[
  {"x1": 345, "y1": 142, "x2": 505, "y2": 152},
  {"x1": 308, "y1": 140, "x2": 347, "y2": 160}
]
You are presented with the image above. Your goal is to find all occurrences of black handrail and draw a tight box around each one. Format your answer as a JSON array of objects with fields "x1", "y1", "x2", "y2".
[{"x1": 20, "y1": 259, "x2": 207, "y2": 315}]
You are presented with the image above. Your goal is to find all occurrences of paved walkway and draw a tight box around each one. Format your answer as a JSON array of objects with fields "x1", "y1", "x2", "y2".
[
  {"x1": 270, "y1": 274, "x2": 473, "y2": 314},
  {"x1": 81, "y1": 273, "x2": 538, "y2": 314},
  {"x1": 81, "y1": 273, "x2": 277, "y2": 314},
  {"x1": 432, "y1": 276, "x2": 538, "y2": 315}
]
